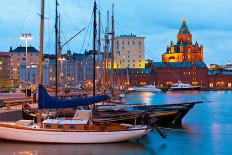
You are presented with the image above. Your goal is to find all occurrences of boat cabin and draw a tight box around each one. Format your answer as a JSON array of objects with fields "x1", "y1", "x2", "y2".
[{"x1": 42, "y1": 110, "x2": 92, "y2": 130}]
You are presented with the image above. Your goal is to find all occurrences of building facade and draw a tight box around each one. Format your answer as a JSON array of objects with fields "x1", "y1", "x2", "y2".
[
  {"x1": 0, "y1": 52, "x2": 10, "y2": 89},
  {"x1": 162, "y1": 20, "x2": 204, "y2": 62},
  {"x1": 153, "y1": 62, "x2": 208, "y2": 88},
  {"x1": 9, "y1": 46, "x2": 39, "y2": 84},
  {"x1": 114, "y1": 34, "x2": 145, "y2": 69}
]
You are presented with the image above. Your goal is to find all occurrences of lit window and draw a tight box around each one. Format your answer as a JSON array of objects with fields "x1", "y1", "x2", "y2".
[
  {"x1": 210, "y1": 83, "x2": 214, "y2": 88},
  {"x1": 228, "y1": 83, "x2": 232, "y2": 88}
]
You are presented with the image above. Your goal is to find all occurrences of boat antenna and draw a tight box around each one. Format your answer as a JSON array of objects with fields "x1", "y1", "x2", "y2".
[
  {"x1": 93, "y1": 0, "x2": 97, "y2": 97},
  {"x1": 39, "y1": 0, "x2": 45, "y2": 85},
  {"x1": 55, "y1": 0, "x2": 59, "y2": 97}
]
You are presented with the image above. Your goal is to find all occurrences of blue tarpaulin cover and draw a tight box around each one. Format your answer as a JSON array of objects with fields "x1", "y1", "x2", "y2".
[{"x1": 38, "y1": 85, "x2": 109, "y2": 109}]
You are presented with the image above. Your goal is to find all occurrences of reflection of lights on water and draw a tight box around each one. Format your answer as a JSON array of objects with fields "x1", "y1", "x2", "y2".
[
  {"x1": 140, "y1": 92, "x2": 153, "y2": 105},
  {"x1": 17, "y1": 150, "x2": 38, "y2": 155}
]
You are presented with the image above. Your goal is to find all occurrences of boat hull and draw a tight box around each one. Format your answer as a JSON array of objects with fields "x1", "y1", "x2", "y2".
[
  {"x1": 133, "y1": 88, "x2": 161, "y2": 92},
  {"x1": 0, "y1": 124, "x2": 148, "y2": 144}
]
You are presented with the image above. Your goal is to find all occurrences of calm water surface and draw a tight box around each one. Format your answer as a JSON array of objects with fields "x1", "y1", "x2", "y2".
[{"x1": 0, "y1": 91, "x2": 232, "y2": 155}]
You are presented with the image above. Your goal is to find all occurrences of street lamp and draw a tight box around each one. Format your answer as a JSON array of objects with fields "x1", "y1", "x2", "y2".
[{"x1": 20, "y1": 33, "x2": 32, "y2": 96}]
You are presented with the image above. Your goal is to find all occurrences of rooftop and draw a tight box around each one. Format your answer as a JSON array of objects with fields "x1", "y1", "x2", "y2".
[
  {"x1": 115, "y1": 68, "x2": 153, "y2": 74},
  {"x1": 208, "y1": 70, "x2": 232, "y2": 75},
  {"x1": 0, "y1": 52, "x2": 10, "y2": 58},
  {"x1": 153, "y1": 62, "x2": 208, "y2": 68},
  {"x1": 10, "y1": 46, "x2": 39, "y2": 53}
]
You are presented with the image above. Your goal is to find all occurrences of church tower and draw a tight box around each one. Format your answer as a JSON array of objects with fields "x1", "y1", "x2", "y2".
[
  {"x1": 162, "y1": 20, "x2": 204, "y2": 62},
  {"x1": 177, "y1": 19, "x2": 192, "y2": 44}
]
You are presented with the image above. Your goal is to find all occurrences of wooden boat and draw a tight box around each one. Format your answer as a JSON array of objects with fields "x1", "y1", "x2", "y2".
[
  {"x1": 22, "y1": 100, "x2": 202, "y2": 127},
  {"x1": 0, "y1": 85, "x2": 150, "y2": 143},
  {"x1": 0, "y1": 116, "x2": 148, "y2": 143}
]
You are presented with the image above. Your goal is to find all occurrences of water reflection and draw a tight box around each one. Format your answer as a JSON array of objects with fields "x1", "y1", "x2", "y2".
[{"x1": 0, "y1": 140, "x2": 146, "y2": 155}]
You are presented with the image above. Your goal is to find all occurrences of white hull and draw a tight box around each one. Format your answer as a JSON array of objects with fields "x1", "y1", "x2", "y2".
[
  {"x1": 133, "y1": 88, "x2": 161, "y2": 92},
  {"x1": 0, "y1": 124, "x2": 148, "y2": 144}
]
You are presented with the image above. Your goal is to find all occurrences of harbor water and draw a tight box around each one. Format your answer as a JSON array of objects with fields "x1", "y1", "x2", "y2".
[{"x1": 0, "y1": 91, "x2": 232, "y2": 155}]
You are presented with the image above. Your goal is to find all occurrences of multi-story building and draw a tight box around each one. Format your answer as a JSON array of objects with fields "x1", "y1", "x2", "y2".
[
  {"x1": 162, "y1": 20, "x2": 204, "y2": 62},
  {"x1": 9, "y1": 46, "x2": 39, "y2": 84},
  {"x1": 114, "y1": 34, "x2": 145, "y2": 69},
  {"x1": 153, "y1": 62, "x2": 208, "y2": 88},
  {"x1": 74, "y1": 50, "x2": 104, "y2": 84},
  {"x1": 0, "y1": 52, "x2": 10, "y2": 89}
]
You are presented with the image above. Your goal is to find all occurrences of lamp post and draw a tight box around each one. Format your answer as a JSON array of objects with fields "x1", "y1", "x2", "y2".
[
  {"x1": 58, "y1": 57, "x2": 66, "y2": 86},
  {"x1": 20, "y1": 33, "x2": 32, "y2": 96}
]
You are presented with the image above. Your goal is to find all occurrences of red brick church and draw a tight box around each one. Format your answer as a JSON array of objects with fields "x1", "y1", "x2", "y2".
[{"x1": 162, "y1": 20, "x2": 204, "y2": 62}]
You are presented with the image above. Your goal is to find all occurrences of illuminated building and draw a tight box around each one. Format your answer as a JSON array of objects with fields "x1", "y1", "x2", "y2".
[{"x1": 162, "y1": 20, "x2": 204, "y2": 62}]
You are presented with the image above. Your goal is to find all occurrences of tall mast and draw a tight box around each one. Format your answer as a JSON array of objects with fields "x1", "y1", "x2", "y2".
[
  {"x1": 39, "y1": 0, "x2": 45, "y2": 85},
  {"x1": 55, "y1": 0, "x2": 59, "y2": 97},
  {"x1": 111, "y1": 3, "x2": 115, "y2": 85},
  {"x1": 97, "y1": 10, "x2": 101, "y2": 83},
  {"x1": 103, "y1": 11, "x2": 109, "y2": 87},
  {"x1": 93, "y1": 1, "x2": 97, "y2": 96},
  {"x1": 57, "y1": 14, "x2": 62, "y2": 86}
]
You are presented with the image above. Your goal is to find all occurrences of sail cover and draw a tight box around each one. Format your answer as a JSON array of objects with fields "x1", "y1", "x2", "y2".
[{"x1": 38, "y1": 85, "x2": 109, "y2": 109}]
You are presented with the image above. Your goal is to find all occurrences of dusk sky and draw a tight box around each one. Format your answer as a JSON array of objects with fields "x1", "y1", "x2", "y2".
[{"x1": 0, "y1": 0, "x2": 232, "y2": 65}]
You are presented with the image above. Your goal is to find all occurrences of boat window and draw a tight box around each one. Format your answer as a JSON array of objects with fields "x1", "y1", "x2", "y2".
[
  {"x1": 46, "y1": 124, "x2": 51, "y2": 128},
  {"x1": 57, "y1": 125, "x2": 63, "y2": 129},
  {"x1": 70, "y1": 125, "x2": 76, "y2": 129}
]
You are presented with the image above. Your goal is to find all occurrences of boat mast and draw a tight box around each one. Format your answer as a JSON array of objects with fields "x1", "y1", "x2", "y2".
[
  {"x1": 97, "y1": 10, "x2": 101, "y2": 84},
  {"x1": 93, "y1": 1, "x2": 97, "y2": 96},
  {"x1": 55, "y1": 0, "x2": 59, "y2": 97},
  {"x1": 111, "y1": 4, "x2": 115, "y2": 86},
  {"x1": 39, "y1": 0, "x2": 45, "y2": 85},
  {"x1": 58, "y1": 14, "x2": 61, "y2": 87},
  {"x1": 103, "y1": 11, "x2": 110, "y2": 89}
]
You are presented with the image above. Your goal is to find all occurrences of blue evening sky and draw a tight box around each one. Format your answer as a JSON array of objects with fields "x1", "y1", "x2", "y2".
[{"x1": 0, "y1": 0, "x2": 232, "y2": 65}]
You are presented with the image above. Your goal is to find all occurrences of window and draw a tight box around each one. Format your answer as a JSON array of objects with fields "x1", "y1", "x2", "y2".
[
  {"x1": 46, "y1": 124, "x2": 51, "y2": 128},
  {"x1": 139, "y1": 60, "x2": 141, "y2": 62},
  {"x1": 139, "y1": 55, "x2": 142, "y2": 58},
  {"x1": 133, "y1": 60, "x2": 135, "y2": 62},
  {"x1": 139, "y1": 41, "x2": 141, "y2": 45},
  {"x1": 70, "y1": 125, "x2": 76, "y2": 129},
  {"x1": 128, "y1": 41, "x2": 130, "y2": 45},
  {"x1": 228, "y1": 83, "x2": 232, "y2": 88},
  {"x1": 133, "y1": 64, "x2": 135, "y2": 67},
  {"x1": 139, "y1": 64, "x2": 141, "y2": 67},
  {"x1": 18, "y1": 53, "x2": 20, "y2": 56},
  {"x1": 57, "y1": 125, "x2": 63, "y2": 129},
  {"x1": 128, "y1": 55, "x2": 130, "y2": 58},
  {"x1": 210, "y1": 83, "x2": 214, "y2": 88},
  {"x1": 128, "y1": 51, "x2": 130, "y2": 54},
  {"x1": 133, "y1": 41, "x2": 135, "y2": 45},
  {"x1": 128, "y1": 60, "x2": 130, "y2": 62},
  {"x1": 122, "y1": 40, "x2": 124, "y2": 45}
]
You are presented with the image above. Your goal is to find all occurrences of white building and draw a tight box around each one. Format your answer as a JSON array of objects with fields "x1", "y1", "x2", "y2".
[{"x1": 114, "y1": 34, "x2": 145, "y2": 69}]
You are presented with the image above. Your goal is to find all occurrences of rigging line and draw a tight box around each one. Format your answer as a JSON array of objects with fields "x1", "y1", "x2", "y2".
[
  {"x1": 13, "y1": 2, "x2": 32, "y2": 48},
  {"x1": 145, "y1": 48, "x2": 161, "y2": 61},
  {"x1": 86, "y1": 18, "x2": 93, "y2": 52},
  {"x1": 98, "y1": 7, "x2": 160, "y2": 61},
  {"x1": 81, "y1": 12, "x2": 93, "y2": 53},
  {"x1": 59, "y1": 4, "x2": 79, "y2": 30}
]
